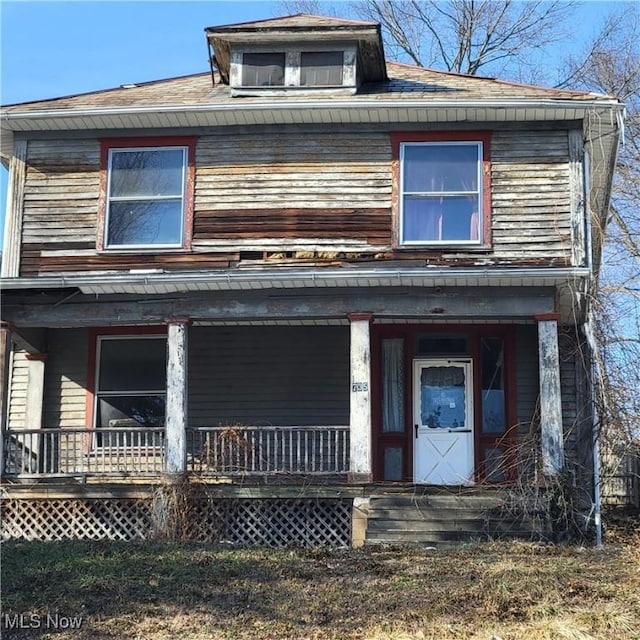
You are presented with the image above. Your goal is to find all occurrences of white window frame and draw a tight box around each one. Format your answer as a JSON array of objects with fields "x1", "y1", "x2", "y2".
[
  {"x1": 399, "y1": 141, "x2": 483, "y2": 247},
  {"x1": 104, "y1": 146, "x2": 188, "y2": 250},
  {"x1": 93, "y1": 335, "x2": 167, "y2": 442}
]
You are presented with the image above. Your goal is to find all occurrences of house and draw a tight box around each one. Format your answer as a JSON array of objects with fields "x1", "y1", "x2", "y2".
[{"x1": 0, "y1": 15, "x2": 623, "y2": 546}]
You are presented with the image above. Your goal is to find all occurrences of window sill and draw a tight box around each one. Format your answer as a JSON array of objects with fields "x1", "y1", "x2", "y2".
[
  {"x1": 98, "y1": 248, "x2": 189, "y2": 255},
  {"x1": 396, "y1": 244, "x2": 493, "y2": 253}
]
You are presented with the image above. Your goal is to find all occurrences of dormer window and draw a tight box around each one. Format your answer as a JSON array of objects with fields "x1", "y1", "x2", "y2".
[
  {"x1": 229, "y1": 46, "x2": 356, "y2": 96},
  {"x1": 242, "y1": 52, "x2": 285, "y2": 86},
  {"x1": 205, "y1": 15, "x2": 387, "y2": 96},
  {"x1": 300, "y1": 51, "x2": 344, "y2": 86}
]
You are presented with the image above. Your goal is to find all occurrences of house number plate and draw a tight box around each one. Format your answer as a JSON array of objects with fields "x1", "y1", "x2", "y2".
[{"x1": 352, "y1": 382, "x2": 369, "y2": 392}]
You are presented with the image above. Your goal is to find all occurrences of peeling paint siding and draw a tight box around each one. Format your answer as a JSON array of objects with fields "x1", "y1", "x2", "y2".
[
  {"x1": 491, "y1": 130, "x2": 571, "y2": 260},
  {"x1": 17, "y1": 128, "x2": 574, "y2": 274}
]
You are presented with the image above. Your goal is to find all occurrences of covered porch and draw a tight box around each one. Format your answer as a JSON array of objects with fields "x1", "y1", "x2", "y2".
[{"x1": 1, "y1": 280, "x2": 572, "y2": 487}]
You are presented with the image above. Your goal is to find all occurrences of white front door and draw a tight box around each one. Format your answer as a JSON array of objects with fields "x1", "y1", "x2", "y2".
[{"x1": 413, "y1": 358, "x2": 475, "y2": 485}]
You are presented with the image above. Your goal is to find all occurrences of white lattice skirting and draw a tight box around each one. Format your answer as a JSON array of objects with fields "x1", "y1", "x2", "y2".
[{"x1": 0, "y1": 498, "x2": 353, "y2": 547}]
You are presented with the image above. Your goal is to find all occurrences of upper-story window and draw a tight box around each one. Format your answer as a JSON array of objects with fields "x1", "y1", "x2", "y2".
[
  {"x1": 394, "y1": 132, "x2": 491, "y2": 247},
  {"x1": 242, "y1": 52, "x2": 285, "y2": 86},
  {"x1": 99, "y1": 137, "x2": 196, "y2": 251},
  {"x1": 230, "y1": 47, "x2": 355, "y2": 95},
  {"x1": 300, "y1": 51, "x2": 344, "y2": 86}
]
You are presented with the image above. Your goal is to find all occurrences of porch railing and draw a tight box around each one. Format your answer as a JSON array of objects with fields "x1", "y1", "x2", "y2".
[
  {"x1": 187, "y1": 426, "x2": 350, "y2": 476},
  {"x1": 2, "y1": 428, "x2": 165, "y2": 478},
  {"x1": 2, "y1": 425, "x2": 350, "y2": 479}
]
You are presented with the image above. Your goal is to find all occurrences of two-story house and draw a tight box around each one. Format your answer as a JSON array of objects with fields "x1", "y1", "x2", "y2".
[{"x1": 0, "y1": 15, "x2": 623, "y2": 546}]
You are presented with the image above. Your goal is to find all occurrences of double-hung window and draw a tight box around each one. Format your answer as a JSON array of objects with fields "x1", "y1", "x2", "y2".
[
  {"x1": 100, "y1": 137, "x2": 195, "y2": 250},
  {"x1": 94, "y1": 336, "x2": 166, "y2": 445},
  {"x1": 397, "y1": 134, "x2": 490, "y2": 246}
]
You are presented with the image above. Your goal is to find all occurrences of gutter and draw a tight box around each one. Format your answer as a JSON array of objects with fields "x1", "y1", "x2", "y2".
[
  {"x1": 0, "y1": 98, "x2": 624, "y2": 126},
  {"x1": 0, "y1": 266, "x2": 592, "y2": 293}
]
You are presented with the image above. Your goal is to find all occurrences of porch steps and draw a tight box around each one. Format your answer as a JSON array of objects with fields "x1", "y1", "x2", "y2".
[{"x1": 364, "y1": 492, "x2": 547, "y2": 546}]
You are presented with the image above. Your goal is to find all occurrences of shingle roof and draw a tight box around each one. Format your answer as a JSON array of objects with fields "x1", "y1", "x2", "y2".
[
  {"x1": 205, "y1": 13, "x2": 378, "y2": 31},
  {"x1": 1, "y1": 61, "x2": 611, "y2": 113}
]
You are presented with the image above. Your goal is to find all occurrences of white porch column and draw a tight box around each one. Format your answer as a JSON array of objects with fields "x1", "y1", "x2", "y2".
[
  {"x1": 165, "y1": 318, "x2": 190, "y2": 474},
  {"x1": 348, "y1": 313, "x2": 372, "y2": 482},
  {"x1": 536, "y1": 313, "x2": 565, "y2": 477}
]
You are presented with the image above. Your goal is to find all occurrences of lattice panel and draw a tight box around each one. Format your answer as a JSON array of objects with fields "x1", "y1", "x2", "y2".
[
  {"x1": 1, "y1": 497, "x2": 352, "y2": 547},
  {"x1": 194, "y1": 499, "x2": 352, "y2": 547},
  {"x1": 1, "y1": 499, "x2": 152, "y2": 541}
]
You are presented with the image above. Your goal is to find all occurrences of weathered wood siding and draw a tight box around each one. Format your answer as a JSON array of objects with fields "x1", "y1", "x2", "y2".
[
  {"x1": 17, "y1": 128, "x2": 574, "y2": 275},
  {"x1": 491, "y1": 130, "x2": 571, "y2": 260},
  {"x1": 21, "y1": 140, "x2": 100, "y2": 275},
  {"x1": 193, "y1": 132, "x2": 392, "y2": 248},
  {"x1": 189, "y1": 326, "x2": 350, "y2": 426}
]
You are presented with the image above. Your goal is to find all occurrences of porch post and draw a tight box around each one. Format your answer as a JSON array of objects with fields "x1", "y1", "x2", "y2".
[
  {"x1": 0, "y1": 324, "x2": 11, "y2": 475},
  {"x1": 165, "y1": 318, "x2": 190, "y2": 474},
  {"x1": 24, "y1": 353, "x2": 47, "y2": 430},
  {"x1": 536, "y1": 313, "x2": 565, "y2": 477},
  {"x1": 348, "y1": 313, "x2": 372, "y2": 482}
]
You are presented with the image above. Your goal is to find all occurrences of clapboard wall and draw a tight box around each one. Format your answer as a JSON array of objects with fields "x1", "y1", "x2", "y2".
[
  {"x1": 16, "y1": 126, "x2": 576, "y2": 275},
  {"x1": 188, "y1": 326, "x2": 350, "y2": 426}
]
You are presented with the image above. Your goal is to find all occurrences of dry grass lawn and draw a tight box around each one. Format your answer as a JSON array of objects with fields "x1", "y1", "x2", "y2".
[{"x1": 2, "y1": 522, "x2": 639, "y2": 640}]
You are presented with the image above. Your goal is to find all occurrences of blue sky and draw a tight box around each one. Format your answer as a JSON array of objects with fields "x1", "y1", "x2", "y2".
[{"x1": 0, "y1": 0, "x2": 625, "y2": 249}]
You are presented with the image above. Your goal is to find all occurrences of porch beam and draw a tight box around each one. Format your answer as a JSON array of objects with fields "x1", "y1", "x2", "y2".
[
  {"x1": 165, "y1": 318, "x2": 190, "y2": 474},
  {"x1": 349, "y1": 313, "x2": 372, "y2": 482},
  {"x1": 24, "y1": 353, "x2": 47, "y2": 430},
  {"x1": 536, "y1": 314, "x2": 565, "y2": 477},
  {"x1": 1, "y1": 287, "x2": 557, "y2": 327}
]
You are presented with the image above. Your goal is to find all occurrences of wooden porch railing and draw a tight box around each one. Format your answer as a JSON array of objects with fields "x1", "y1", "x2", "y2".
[
  {"x1": 187, "y1": 426, "x2": 350, "y2": 476},
  {"x1": 2, "y1": 426, "x2": 350, "y2": 479},
  {"x1": 2, "y1": 427, "x2": 165, "y2": 478}
]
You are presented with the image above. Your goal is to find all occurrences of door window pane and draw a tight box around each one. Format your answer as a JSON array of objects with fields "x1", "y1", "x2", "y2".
[
  {"x1": 384, "y1": 447, "x2": 403, "y2": 481},
  {"x1": 382, "y1": 338, "x2": 404, "y2": 432},
  {"x1": 420, "y1": 366, "x2": 466, "y2": 429},
  {"x1": 483, "y1": 447, "x2": 507, "y2": 483},
  {"x1": 481, "y1": 338, "x2": 506, "y2": 434}
]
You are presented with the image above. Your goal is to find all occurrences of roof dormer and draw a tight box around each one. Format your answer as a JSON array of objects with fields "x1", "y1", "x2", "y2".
[{"x1": 205, "y1": 14, "x2": 387, "y2": 97}]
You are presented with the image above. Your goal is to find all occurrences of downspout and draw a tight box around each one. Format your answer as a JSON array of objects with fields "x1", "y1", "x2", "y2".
[{"x1": 583, "y1": 312, "x2": 603, "y2": 548}]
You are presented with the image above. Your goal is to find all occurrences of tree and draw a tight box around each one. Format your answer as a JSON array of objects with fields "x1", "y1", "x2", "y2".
[
  {"x1": 560, "y1": 7, "x2": 640, "y2": 450},
  {"x1": 282, "y1": 0, "x2": 576, "y2": 79}
]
